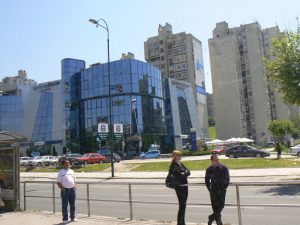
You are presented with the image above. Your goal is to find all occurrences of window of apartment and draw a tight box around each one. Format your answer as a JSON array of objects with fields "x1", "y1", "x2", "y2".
[
  {"x1": 160, "y1": 48, "x2": 164, "y2": 53},
  {"x1": 160, "y1": 40, "x2": 164, "y2": 45}
]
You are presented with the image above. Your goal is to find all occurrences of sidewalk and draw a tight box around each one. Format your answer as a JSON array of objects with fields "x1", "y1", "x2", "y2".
[
  {"x1": 21, "y1": 167, "x2": 300, "y2": 181},
  {"x1": 0, "y1": 211, "x2": 205, "y2": 225},
  {"x1": 8, "y1": 168, "x2": 300, "y2": 225}
]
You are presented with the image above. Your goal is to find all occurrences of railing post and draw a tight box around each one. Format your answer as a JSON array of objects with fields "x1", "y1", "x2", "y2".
[
  {"x1": 235, "y1": 184, "x2": 243, "y2": 225},
  {"x1": 128, "y1": 183, "x2": 133, "y2": 220},
  {"x1": 52, "y1": 183, "x2": 56, "y2": 214},
  {"x1": 87, "y1": 183, "x2": 90, "y2": 217},
  {"x1": 23, "y1": 182, "x2": 26, "y2": 211}
]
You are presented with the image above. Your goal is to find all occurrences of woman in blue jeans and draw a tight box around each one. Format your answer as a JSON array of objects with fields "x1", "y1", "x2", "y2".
[
  {"x1": 169, "y1": 150, "x2": 191, "y2": 225},
  {"x1": 57, "y1": 160, "x2": 78, "y2": 224}
]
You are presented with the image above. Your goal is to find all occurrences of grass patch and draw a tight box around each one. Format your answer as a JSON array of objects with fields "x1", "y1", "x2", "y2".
[
  {"x1": 131, "y1": 158, "x2": 300, "y2": 172},
  {"x1": 75, "y1": 163, "x2": 111, "y2": 172}
]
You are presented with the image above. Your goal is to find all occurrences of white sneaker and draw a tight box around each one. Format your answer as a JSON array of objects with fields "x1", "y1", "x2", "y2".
[
  {"x1": 63, "y1": 220, "x2": 68, "y2": 224},
  {"x1": 71, "y1": 218, "x2": 78, "y2": 222}
]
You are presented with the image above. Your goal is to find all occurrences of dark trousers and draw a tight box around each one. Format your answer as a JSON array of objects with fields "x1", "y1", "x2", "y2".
[
  {"x1": 209, "y1": 189, "x2": 226, "y2": 225},
  {"x1": 175, "y1": 186, "x2": 188, "y2": 225},
  {"x1": 61, "y1": 188, "x2": 76, "y2": 221}
]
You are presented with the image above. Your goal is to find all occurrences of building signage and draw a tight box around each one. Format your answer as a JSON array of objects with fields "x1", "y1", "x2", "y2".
[
  {"x1": 98, "y1": 123, "x2": 109, "y2": 140},
  {"x1": 114, "y1": 124, "x2": 123, "y2": 140},
  {"x1": 34, "y1": 141, "x2": 44, "y2": 146}
]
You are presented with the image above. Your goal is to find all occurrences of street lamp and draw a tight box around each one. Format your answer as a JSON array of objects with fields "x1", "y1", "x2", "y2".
[{"x1": 89, "y1": 18, "x2": 114, "y2": 177}]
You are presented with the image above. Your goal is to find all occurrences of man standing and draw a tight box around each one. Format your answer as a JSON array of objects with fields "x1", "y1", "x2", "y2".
[
  {"x1": 205, "y1": 154, "x2": 230, "y2": 225},
  {"x1": 57, "y1": 160, "x2": 78, "y2": 224}
]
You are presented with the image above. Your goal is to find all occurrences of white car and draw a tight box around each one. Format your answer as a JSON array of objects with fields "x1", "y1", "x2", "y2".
[
  {"x1": 20, "y1": 157, "x2": 32, "y2": 166},
  {"x1": 27, "y1": 155, "x2": 55, "y2": 167},
  {"x1": 291, "y1": 144, "x2": 300, "y2": 156}
]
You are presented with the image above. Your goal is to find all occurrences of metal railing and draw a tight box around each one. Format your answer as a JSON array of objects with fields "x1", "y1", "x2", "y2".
[{"x1": 21, "y1": 181, "x2": 300, "y2": 225}]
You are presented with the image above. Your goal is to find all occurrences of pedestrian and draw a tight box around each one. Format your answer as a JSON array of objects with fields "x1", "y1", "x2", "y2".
[
  {"x1": 275, "y1": 142, "x2": 282, "y2": 159},
  {"x1": 168, "y1": 150, "x2": 190, "y2": 225},
  {"x1": 205, "y1": 154, "x2": 230, "y2": 225},
  {"x1": 57, "y1": 159, "x2": 78, "y2": 224}
]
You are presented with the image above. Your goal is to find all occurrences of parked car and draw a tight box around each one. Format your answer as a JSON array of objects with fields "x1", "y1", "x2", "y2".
[
  {"x1": 209, "y1": 147, "x2": 226, "y2": 155},
  {"x1": 79, "y1": 153, "x2": 106, "y2": 164},
  {"x1": 290, "y1": 144, "x2": 300, "y2": 156},
  {"x1": 58, "y1": 153, "x2": 85, "y2": 167},
  {"x1": 27, "y1": 155, "x2": 55, "y2": 167},
  {"x1": 140, "y1": 150, "x2": 161, "y2": 159},
  {"x1": 225, "y1": 145, "x2": 270, "y2": 158},
  {"x1": 97, "y1": 149, "x2": 121, "y2": 163},
  {"x1": 19, "y1": 157, "x2": 32, "y2": 166}
]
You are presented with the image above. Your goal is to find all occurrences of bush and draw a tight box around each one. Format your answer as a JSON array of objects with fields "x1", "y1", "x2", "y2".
[{"x1": 181, "y1": 150, "x2": 210, "y2": 156}]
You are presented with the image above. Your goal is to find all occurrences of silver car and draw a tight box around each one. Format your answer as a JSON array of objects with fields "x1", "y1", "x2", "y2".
[
  {"x1": 291, "y1": 144, "x2": 300, "y2": 156},
  {"x1": 20, "y1": 157, "x2": 32, "y2": 166}
]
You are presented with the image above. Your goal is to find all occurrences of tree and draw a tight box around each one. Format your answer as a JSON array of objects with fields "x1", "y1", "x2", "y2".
[
  {"x1": 265, "y1": 24, "x2": 300, "y2": 105},
  {"x1": 268, "y1": 119, "x2": 295, "y2": 142}
]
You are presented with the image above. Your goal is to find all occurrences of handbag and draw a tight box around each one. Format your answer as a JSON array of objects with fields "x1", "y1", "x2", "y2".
[{"x1": 165, "y1": 172, "x2": 176, "y2": 189}]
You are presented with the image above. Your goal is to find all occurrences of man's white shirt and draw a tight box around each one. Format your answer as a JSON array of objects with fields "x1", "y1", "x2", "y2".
[{"x1": 57, "y1": 168, "x2": 76, "y2": 188}]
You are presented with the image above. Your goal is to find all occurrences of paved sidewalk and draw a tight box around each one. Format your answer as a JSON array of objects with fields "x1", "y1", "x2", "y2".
[
  {"x1": 0, "y1": 211, "x2": 205, "y2": 225},
  {"x1": 21, "y1": 167, "x2": 300, "y2": 181}
]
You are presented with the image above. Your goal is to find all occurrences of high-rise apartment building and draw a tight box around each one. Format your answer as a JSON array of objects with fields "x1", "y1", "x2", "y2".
[
  {"x1": 209, "y1": 21, "x2": 297, "y2": 143},
  {"x1": 144, "y1": 23, "x2": 209, "y2": 139}
]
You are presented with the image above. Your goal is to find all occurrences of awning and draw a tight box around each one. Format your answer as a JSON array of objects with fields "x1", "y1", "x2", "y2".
[
  {"x1": 205, "y1": 139, "x2": 225, "y2": 145},
  {"x1": 0, "y1": 131, "x2": 28, "y2": 144}
]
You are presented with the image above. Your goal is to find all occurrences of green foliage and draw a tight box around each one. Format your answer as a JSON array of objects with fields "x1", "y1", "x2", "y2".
[
  {"x1": 181, "y1": 149, "x2": 210, "y2": 156},
  {"x1": 265, "y1": 27, "x2": 300, "y2": 105},
  {"x1": 268, "y1": 119, "x2": 295, "y2": 142},
  {"x1": 208, "y1": 116, "x2": 215, "y2": 126},
  {"x1": 209, "y1": 127, "x2": 216, "y2": 139}
]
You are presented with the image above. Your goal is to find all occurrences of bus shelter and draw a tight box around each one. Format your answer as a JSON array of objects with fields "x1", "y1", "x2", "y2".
[{"x1": 0, "y1": 131, "x2": 27, "y2": 211}]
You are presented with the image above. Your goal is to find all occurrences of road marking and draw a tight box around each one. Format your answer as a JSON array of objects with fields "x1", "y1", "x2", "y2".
[
  {"x1": 188, "y1": 205, "x2": 264, "y2": 209},
  {"x1": 121, "y1": 193, "x2": 174, "y2": 197},
  {"x1": 242, "y1": 195, "x2": 300, "y2": 198}
]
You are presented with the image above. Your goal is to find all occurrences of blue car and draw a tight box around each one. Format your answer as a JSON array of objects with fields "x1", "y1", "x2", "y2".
[{"x1": 140, "y1": 150, "x2": 161, "y2": 159}]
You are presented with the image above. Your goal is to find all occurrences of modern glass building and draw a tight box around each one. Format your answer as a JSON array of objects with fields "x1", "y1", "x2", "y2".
[
  {"x1": 0, "y1": 70, "x2": 63, "y2": 155},
  {"x1": 62, "y1": 57, "x2": 166, "y2": 154},
  {"x1": 165, "y1": 78, "x2": 202, "y2": 150}
]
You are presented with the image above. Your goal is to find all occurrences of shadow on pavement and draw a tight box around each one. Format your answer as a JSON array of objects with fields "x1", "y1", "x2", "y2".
[{"x1": 260, "y1": 186, "x2": 300, "y2": 196}]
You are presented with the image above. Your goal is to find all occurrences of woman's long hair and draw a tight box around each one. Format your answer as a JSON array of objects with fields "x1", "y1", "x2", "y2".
[{"x1": 171, "y1": 150, "x2": 182, "y2": 164}]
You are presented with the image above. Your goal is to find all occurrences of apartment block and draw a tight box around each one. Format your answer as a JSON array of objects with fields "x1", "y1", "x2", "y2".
[
  {"x1": 144, "y1": 23, "x2": 208, "y2": 139},
  {"x1": 209, "y1": 21, "x2": 297, "y2": 143}
]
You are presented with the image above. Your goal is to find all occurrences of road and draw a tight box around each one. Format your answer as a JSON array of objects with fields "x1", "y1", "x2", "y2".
[
  {"x1": 125, "y1": 151, "x2": 293, "y2": 164},
  {"x1": 21, "y1": 180, "x2": 300, "y2": 225}
]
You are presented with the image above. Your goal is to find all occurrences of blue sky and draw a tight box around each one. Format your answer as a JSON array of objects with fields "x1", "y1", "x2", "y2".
[{"x1": 0, "y1": 0, "x2": 299, "y2": 93}]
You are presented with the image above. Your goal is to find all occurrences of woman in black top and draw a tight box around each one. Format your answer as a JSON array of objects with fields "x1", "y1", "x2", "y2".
[{"x1": 169, "y1": 150, "x2": 190, "y2": 225}]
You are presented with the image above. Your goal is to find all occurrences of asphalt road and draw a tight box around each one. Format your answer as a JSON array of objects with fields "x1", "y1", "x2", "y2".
[
  {"x1": 125, "y1": 151, "x2": 293, "y2": 164},
  {"x1": 21, "y1": 180, "x2": 300, "y2": 225}
]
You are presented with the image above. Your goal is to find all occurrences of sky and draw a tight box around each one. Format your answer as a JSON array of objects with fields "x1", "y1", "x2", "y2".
[{"x1": 0, "y1": 0, "x2": 299, "y2": 93}]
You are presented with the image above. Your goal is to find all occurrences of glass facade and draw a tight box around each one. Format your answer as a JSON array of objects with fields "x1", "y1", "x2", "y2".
[
  {"x1": 62, "y1": 58, "x2": 165, "y2": 152},
  {"x1": 165, "y1": 79, "x2": 202, "y2": 150},
  {"x1": 0, "y1": 96, "x2": 22, "y2": 132},
  {"x1": 31, "y1": 92, "x2": 53, "y2": 142}
]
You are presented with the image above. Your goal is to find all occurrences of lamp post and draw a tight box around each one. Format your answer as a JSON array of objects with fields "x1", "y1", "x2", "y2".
[{"x1": 89, "y1": 18, "x2": 114, "y2": 177}]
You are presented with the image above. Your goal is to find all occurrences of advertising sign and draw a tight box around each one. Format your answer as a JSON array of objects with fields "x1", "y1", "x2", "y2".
[{"x1": 0, "y1": 149, "x2": 14, "y2": 200}]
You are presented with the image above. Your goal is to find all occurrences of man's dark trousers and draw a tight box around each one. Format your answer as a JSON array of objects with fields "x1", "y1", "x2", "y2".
[
  {"x1": 175, "y1": 186, "x2": 188, "y2": 225},
  {"x1": 61, "y1": 188, "x2": 76, "y2": 221},
  {"x1": 209, "y1": 188, "x2": 226, "y2": 225}
]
